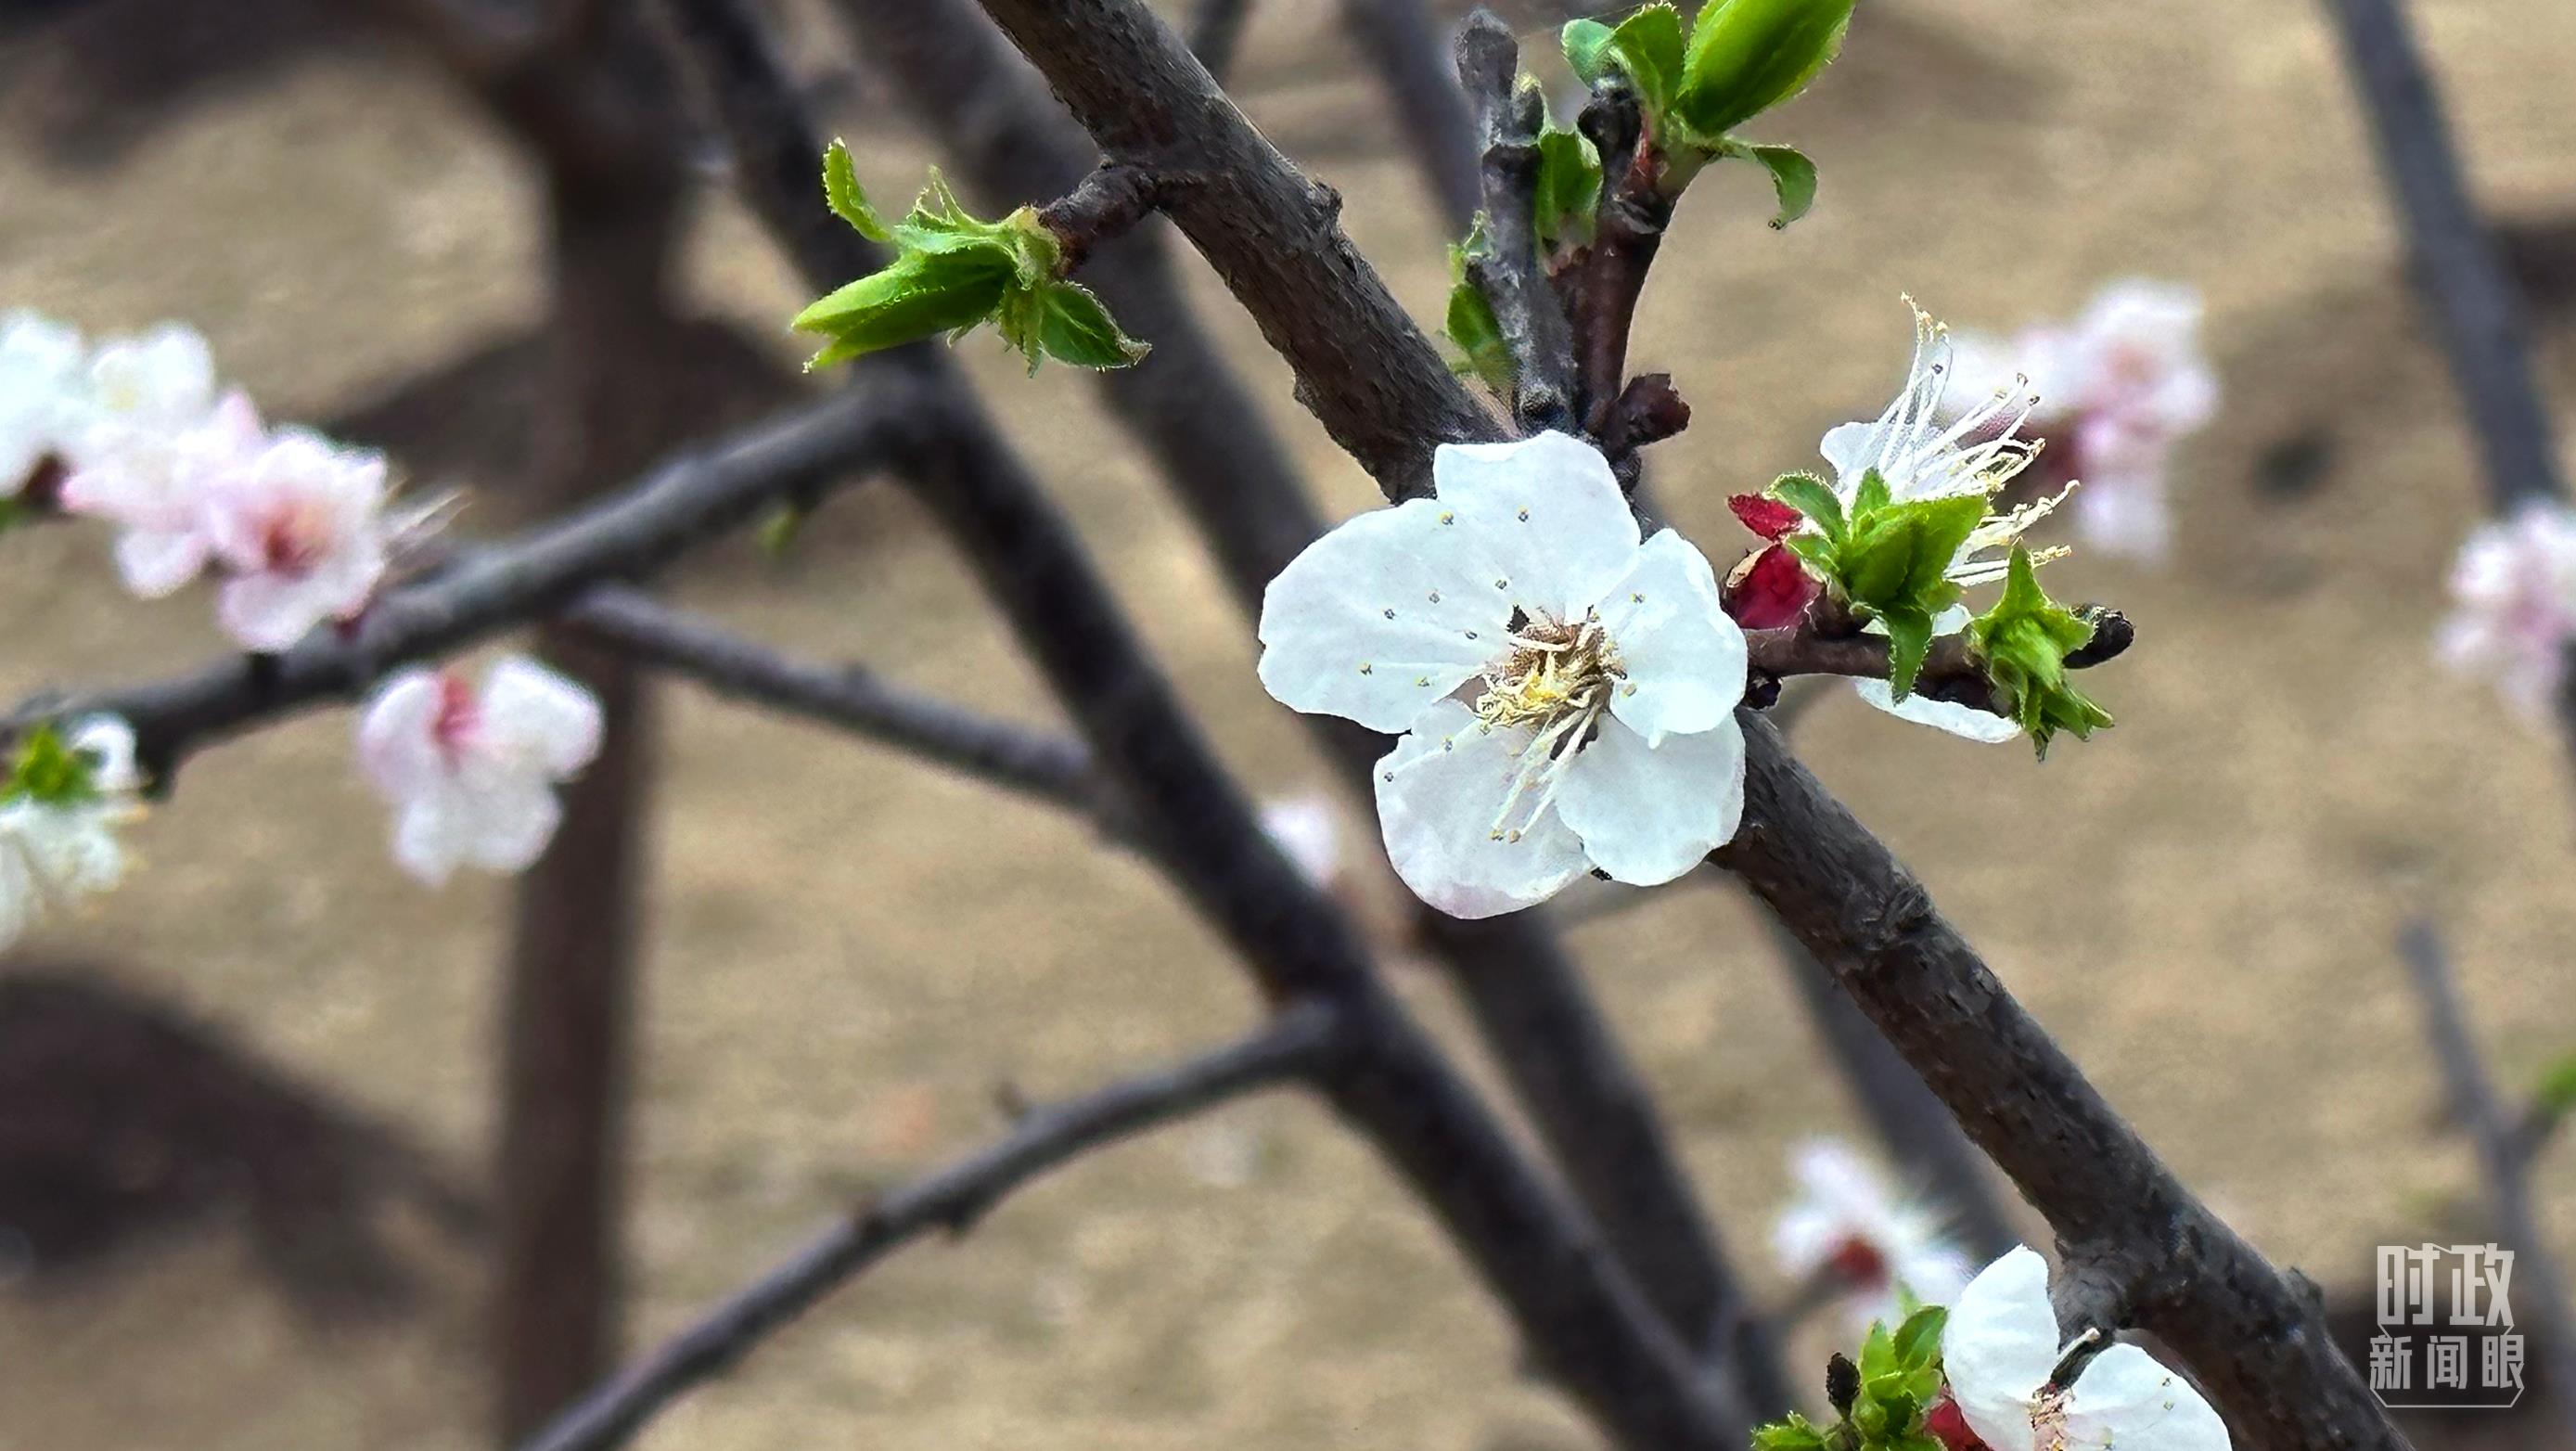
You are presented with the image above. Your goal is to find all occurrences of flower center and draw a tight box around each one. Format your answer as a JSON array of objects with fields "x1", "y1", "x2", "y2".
[{"x1": 1468, "y1": 610, "x2": 1624, "y2": 843}]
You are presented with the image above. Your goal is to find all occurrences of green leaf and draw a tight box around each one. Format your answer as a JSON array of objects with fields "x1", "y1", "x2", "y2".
[
  {"x1": 1739, "y1": 141, "x2": 1818, "y2": 228},
  {"x1": 1891, "y1": 1304, "x2": 1948, "y2": 1369},
  {"x1": 1562, "y1": 18, "x2": 1616, "y2": 82},
  {"x1": 1608, "y1": 3, "x2": 1687, "y2": 115},
  {"x1": 1031, "y1": 279, "x2": 1152, "y2": 370},
  {"x1": 1767, "y1": 471, "x2": 1846, "y2": 543},
  {"x1": 1675, "y1": 0, "x2": 1856, "y2": 137},
  {"x1": 1442, "y1": 213, "x2": 1514, "y2": 396},
  {"x1": 821, "y1": 139, "x2": 891, "y2": 242},
  {"x1": 1838, "y1": 491, "x2": 1984, "y2": 612},
  {"x1": 1968, "y1": 545, "x2": 2116, "y2": 757},
  {"x1": 1532, "y1": 125, "x2": 1603, "y2": 250},
  {"x1": 790, "y1": 245, "x2": 1019, "y2": 369},
  {"x1": 1881, "y1": 607, "x2": 1932, "y2": 699},
  {"x1": 1851, "y1": 466, "x2": 1891, "y2": 520},
  {"x1": 6, "y1": 723, "x2": 99, "y2": 807},
  {"x1": 1750, "y1": 1413, "x2": 1830, "y2": 1451}
]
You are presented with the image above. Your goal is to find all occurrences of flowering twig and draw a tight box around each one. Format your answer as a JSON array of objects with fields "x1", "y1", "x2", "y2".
[
  {"x1": 3, "y1": 386, "x2": 932, "y2": 778},
  {"x1": 1455, "y1": 14, "x2": 1581, "y2": 433},
  {"x1": 966, "y1": 1, "x2": 2405, "y2": 1442},
  {"x1": 516, "y1": 1004, "x2": 1341, "y2": 1451},
  {"x1": 830, "y1": 0, "x2": 1779, "y2": 1402},
  {"x1": 562, "y1": 588, "x2": 1129, "y2": 836},
  {"x1": 2395, "y1": 919, "x2": 2576, "y2": 1443},
  {"x1": 1742, "y1": 607, "x2": 2134, "y2": 718}
]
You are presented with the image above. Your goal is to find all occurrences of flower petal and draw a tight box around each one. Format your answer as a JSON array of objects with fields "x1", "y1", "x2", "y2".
[
  {"x1": 112, "y1": 528, "x2": 210, "y2": 598},
  {"x1": 1430, "y1": 431, "x2": 1641, "y2": 619},
  {"x1": 1374, "y1": 700, "x2": 1587, "y2": 918},
  {"x1": 392, "y1": 794, "x2": 470, "y2": 887},
  {"x1": 1554, "y1": 712, "x2": 1745, "y2": 885},
  {"x1": 456, "y1": 778, "x2": 566, "y2": 873},
  {"x1": 1943, "y1": 1246, "x2": 2064, "y2": 1451},
  {"x1": 1724, "y1": 543, "x2": 1819, "y2": 630},
  {"x1": 1852, "y1": 679, "x2": 2023, "y2": 743},
  {"x1": 481, "y1": 656, "x2": 604, "y2": 779},
  {"x1": 2064, "y1": 1343, "x2": 2231, "y2": 1451},
  {"x1": 1258, "y1": 499, "x2": 1514, "y2": 733},
  {"x1": 216, "y1": 571, "x2": 342, "y2": 651},
  {"x1": 358, "y1": 669, "x2": 451, "y2": 802},
  {"x1": 1819, "y1": 419, "x2": 1879, "y2": 489},
  {"x1": 1596, "y1": 530, "x2": 1747, "y2": 746}
]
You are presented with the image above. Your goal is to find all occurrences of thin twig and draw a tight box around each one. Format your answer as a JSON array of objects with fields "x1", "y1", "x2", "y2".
[
  {"x1": 4, "y1": 385, "x2": 931, "y2": 780},
  {"x1": 1034, "y1": 164, "x2": 1164, "y2": 271},
  {"x1": 562, "y1": 587, "x2": 1126, "y2": 835},
  {"x1": 516, "y1": 1005, "x2": 1341, "y2": 1451},
  {"x1": 1455, "y1": 13, "x2": 1579, "y2": 432},
  {"x1": 2396, "y1": 920, "x2": 2576, "y2": 1437}
]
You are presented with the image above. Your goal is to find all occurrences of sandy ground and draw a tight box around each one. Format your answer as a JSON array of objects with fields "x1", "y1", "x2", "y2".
[{"x1": 3, "y1": 0, "x2": 2576, "y2": 1447}]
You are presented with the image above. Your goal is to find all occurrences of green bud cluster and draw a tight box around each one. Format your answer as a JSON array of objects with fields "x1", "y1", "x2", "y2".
[
  {"x1": 1755, "y1": 1303, "x2": 1952, "y2": 1451},
  {"x1": 4, "y1": 724, "x2": 105, "y2": 807},
  {"x1": 1967, "y1": 546, "x2": 2116, "y2": 758},
  {"x1": 1767, "y1": 469, "x2": 1985, "y2": 701}
]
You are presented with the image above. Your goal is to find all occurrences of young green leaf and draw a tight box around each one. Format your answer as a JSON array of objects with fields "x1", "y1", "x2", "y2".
[
  {"x1": 1740, "y1": 141, "x2": 1818, "y2": 227},
  {"x1": 1562, "y1": 17, "x2": 1615, "y2": 83},
  {"x1": 1675, "y1": 0, "x2": 1856, "y2": 137},
  {"x1": 1968, "y1": 545, "x2": 2117, "y2": 756},
  {"x1": 1749, "y1": 1412, "x2": 1831, "y2": 1451},
  {"x1": 1443, "y1": 214, "x2": 1515, "y2": 396},
  {"x1": 1890, "y1": 1304, "x2": 1948, "y2": 1369},
  {"x1": 1532, "y1": 125, "x2": 1603, "y2": 250},
  {"x1": 1767, "y1": 471, "x2": 1846, "y2": 543},
  {"x1": 790, "y1": 247, "x2": 1019, "y2": 369},
  {"x1": 1032, "y1": 279, "x2": 1153, "y2": 370},
  {"x1": 822, "y1": 140, "x2": 891, "y2": 242},
  {"x1": 1881, "y1": 606, "x2": 1933, "y2": 699},
  {"x1": 1606, "y1": 3, "x2": 1687, "y2": 116}
]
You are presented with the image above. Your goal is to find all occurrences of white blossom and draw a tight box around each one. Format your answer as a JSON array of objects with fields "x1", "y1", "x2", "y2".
[
  {"x1": 1258, "y1": 432, "x2": 1748, "y2": 918},
  {"x1": 0, "y1": 717, "x2": 144, "y2": 952},
  {"x1": 1943, "y1": 1246, "x2": 2229, "y2": 1451},
  {"x1": 357, "y1": 656, "x2": 604, "y2": 886},
  {"x1": 1947, "y1": 281, "x2": 2218, "y2": 564},
  {"x1": 0, "y1": 311, "x2": 90, "y2": 494},
  {"x1": 1821, "y1": 303, "x2": 2061, "y2": 744},
  {"x1": 60, "y1": 390, "x2": 268, "y2": 598},
  {"x1": 2436, "y1": 501, "x2": 2576, "y2": 721},
  {"x1": 200, "y1": 429, "x2": 392, "y2": 650},
  {"x1": 1771, "y1": 1137, "x2": 1973, "y2": 1333}
]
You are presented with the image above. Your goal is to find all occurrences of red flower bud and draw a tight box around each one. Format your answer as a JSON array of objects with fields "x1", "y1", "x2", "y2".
[{"x1": 1723, "y1": 543, "x2": 1818, "y2": 630}]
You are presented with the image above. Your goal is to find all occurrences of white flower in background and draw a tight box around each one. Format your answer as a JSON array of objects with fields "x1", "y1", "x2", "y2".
[
  {"x1": 2437, "y1": 501, "x2": 2576, "y2": 721},
  {"x1": 0, "y1": 716, "x2": 144, "y2": 952},
  {"x1": 1947, "y1": 280, "x2": 2218, "y2": 564},
  {"x1": 357, "y1": 656, "x2": 605, "y2": 886},
  {"x1": 60, "y1": 390, "x2": 268, "y2": 598},
  {"x1": 200, "y1": 429, "x2": 392, "y2": 650},
  {"x1": 1771, "y1": 1138, "x2": 1973, "y2": 1333},
  {"x1": 1258, "y1": 432, "x2": 1748, "y2": 918},
  {"x1": 1258, "y1": 792, "x2": 1346, "y2": 890},
  {"x1": 1822, "y1": 304, "x2": 2060, "y2": 745},
  {"x1": 65, "y1": 323, "x2": 218, "y2": 469},
  {"x1": 1943, "y1": 1246, "x2": 2230, "y2": 1451},
  {"x1": 0, "y1": 311, "x2": 90, "y2": 494}
]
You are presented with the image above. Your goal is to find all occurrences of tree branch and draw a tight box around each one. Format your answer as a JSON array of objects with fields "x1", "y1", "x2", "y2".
[
  {"x1": 4, "y1": 385, "x2": 931, "y2": 780},
  {"x1": 561, "y1": 587, "x2": 1125, "y2": 834},
  {"x1": 1034, "y1": 164, "x2": 1164, "y2": 271},
  {"x1": 1455, "y1": 13, "x2": 1580, "y2": 433},
  {"x1": 2396, "y1": 919, "x2": 2576, "y2": 1439},
  {"x1": 516, "y1": 1004, "x2": 1342, "y2": 1451}
]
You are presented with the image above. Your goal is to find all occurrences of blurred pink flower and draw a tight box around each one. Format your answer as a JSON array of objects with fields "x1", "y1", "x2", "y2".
[
  {"x1": 60, "y1": 391, "x2": 268, "y2": 597},
  {"x1": 357, "y1": 657, "x2": 604, "y2": 886},
  {"x1": 200, "y1": 429, "x2": 391, "y2": 649},
  {"x1": 2437, "y1": 501, "x2": 2576, "y2": 721}
]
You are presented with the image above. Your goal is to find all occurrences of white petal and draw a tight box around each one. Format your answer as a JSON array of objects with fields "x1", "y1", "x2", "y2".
[
  {"x1": 112, "y1": 527, "x2": 210, "y2": 597},
  {"x1": 456, "y1": 777, "x2": 566, "y2": 873},
  {"x1": 2063, "y1": 1343, "x2": 2231, "y2": 1451},
  {"x1": 481, "y1": 656, "x2": 605, "y2": 779},
  {"x1": 1374, "y1": 700, "x2": 1587, "y2": 918},
  {"x1": 1819, "y1": 420, "x2": 1879, "y2": 490},
  {"x1": 357, "y1": 669, "x2": 452, "y2": 802},
  {"x1": 216, "y1": 571, "x2": 341, "y2": 651},
  {"x1": 1554, "y1": 712, "x2": 1745, "y2": 886},
  {"x1": 1430, "y1": 431, "x2": 1641, "y2": 618},
  {"x1": 1852, "y1": 679, "x2": 2023, "y2": 743},
  {"x1": 1595, "y1": 530, "x2": 1747, "y2": 746},
  {"x1": 1258, "y1": 499, "x2": 1514, "y2": 733},
  {"x1": 391, "y1": 794, "x2": 470, "y2": 887},
  {"x1": 1944, "y1": 1246, "x2": 2064, "y2": 1450},
  {"x1": 67, "y1": 716, "x2": 140, "y2": 795}
]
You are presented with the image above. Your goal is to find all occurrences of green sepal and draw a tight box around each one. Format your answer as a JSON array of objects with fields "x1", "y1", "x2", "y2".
[
  {"x1": 1675, "y1": 0, "x2": 1855, "y2": 137},
  {"x1": 1878, "y1": 607, "x2": 1933, "y2": 700},
  {"x1": 1442, "y1": 212, "x2": 1514, "y2": 396},
  {"x1": 1837, "y1": 490, "x2": 1983, "y2": 615},
  {"x1": 5, "y1": 723, "x2": 101, "y2": 807},
  {"x1": 1968, "y1": 544, "x2": 2116, "y2": 757},
  {"x1": 821, "y1": 139, "x2": 891, "y2": 242},
  {"x1": 1006, "y1": 278, "x2": 1152, "y2": 372},
  {"x1": 1532, "y1": 123, "x2": 1603, "y2": 250},
  {"x1": 1767, "y1": 470, "x2": 1846, "y2": 543},
  {"x1": 1711, "y1": 138, "x2": 1818, "y2": 227}
]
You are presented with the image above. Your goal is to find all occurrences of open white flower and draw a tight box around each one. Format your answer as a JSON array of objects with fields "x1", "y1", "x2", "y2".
[
  {"x1": 357, "y1": 656, "x2": 605, "y2": 886},
  {"x1": 61, "y1": 390, "x2": 268, "y2": 598},
  {"x1": 0, "y1": 311, "x2": 91, "y2": 494},
  {"x1": 1823, "y1": 304, "x2": 2061, "y2": 745},
  {"x1": 1943, "y1": 1246, "x2": 2229, "y2": 1451},
  {"x1": 0, "y1": 717, "x2": 144, "y2": 952},
  {"x1": 2436, "y1": 500, "x2": 2576, "y2": 722},
  {"x1": 1772, "y1": 1137, "x2": 1973, "y2": 1333},
  {"x1": 1258, "y1": 432, "x2": 1748, "y2": 918},
  {"x1": 201, "y1": 429, "x2": 392, "y2": 650}
]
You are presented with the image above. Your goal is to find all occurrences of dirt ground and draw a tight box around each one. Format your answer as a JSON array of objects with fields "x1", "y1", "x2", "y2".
[{"x1": 3, "y1": 0, "x2": 2575, "y2": 1447}]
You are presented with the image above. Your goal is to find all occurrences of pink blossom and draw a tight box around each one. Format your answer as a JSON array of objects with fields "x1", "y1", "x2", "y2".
[
  {"x1": 59, "y1": 391, "x2": 268, "y2": 597},
  {"x1": 199, "y1": 429, "x2": 391, "y2": 650},
  {"x1": 2437, "y1": 502, "x2": 2576, "y2": 721},
  {"x1": 357, "y1": 656, "x2": 605, "y2": 886}
]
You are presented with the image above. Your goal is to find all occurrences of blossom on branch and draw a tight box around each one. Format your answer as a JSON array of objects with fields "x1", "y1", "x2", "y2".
[
  {"x1": 357, "y1": 656, "x2": 605, "y2": 886},
  {"x1": 1942, "y1": 1245, "x2": 2229, "y2": 1451},
  {"x1": 62, "y1": 391, "x2": 267, "y2": 598},
  {"x1": 200, "y1": 430, "x2": 393, "y2": 650},
  {"x1": 0, "y1": 717, "x2": 144, "y2": 951},
  {"x1": 1259, "y1": 432, "x2": 1748, "y2": 918},
  {"x1": 0, "y1": 311, "x2": 90, "y2": 494},
  {"x1": 1771, "y1": 1137, "x2": 1972, "y2": 1333},
  {"x1": 2437, "y1": 499, "x2": 2576, "y2": 722}
]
